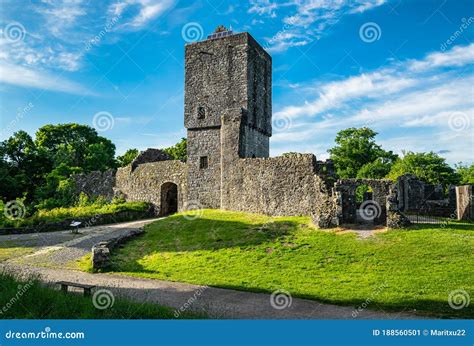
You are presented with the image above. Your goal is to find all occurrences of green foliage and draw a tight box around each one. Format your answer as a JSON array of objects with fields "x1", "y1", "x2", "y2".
[
  {"x1": 328, "y1": 127, "x2": 397, "y2": 178},
  {"x1": 112, "y1": 195, "x2": 126, "y2": 204},
  {"x1": 0, "y1": 201, "x2": 150, "y2": 228},
  {"x1": 357, "y1": 158, "x2": 393, "y2": 179},
  {"x1": 163, "y1": 138, "x2": 187, "y2": 162},
  {"x1": 117, "y1": 148, "x2": 139, "y2": 167},
  {"x1": 387, "y1": 152, "x2": 460, "y2": 186},
  {"x1": 34, "y1": 163, "x2": 82, "y2": 210},
  {"x1": 76, "y1": 192, "x2": 91, "y2": 207},
  {"x1": 0, "y1": 123, "x2": 117, "y2": 212},
  {"x1": 281, "y1": 152, "x2": 298, "y2": 156},
  {"x1": 35, "y1": 123, "x2": 116, "y2": 170},
  {"x1": 456, "y1": 162, "x2": 474, "y2": 184},
  {"x1": 93, "y1": 210, "x2": 474, "y2": 318},
  {"x1": 0, "y1": 131, "x2": 52, "y2": 202},
  {"x1": 355, "y1": 184, "x2": 372, "y2": 204},
  {"x1": 0, "y1": 271, "x2": 200, "y2": 319}
]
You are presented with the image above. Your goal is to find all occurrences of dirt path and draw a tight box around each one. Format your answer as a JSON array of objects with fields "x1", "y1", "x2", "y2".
[{"x1": 0, "y1": 219, "x2": 423, "y2": 319}]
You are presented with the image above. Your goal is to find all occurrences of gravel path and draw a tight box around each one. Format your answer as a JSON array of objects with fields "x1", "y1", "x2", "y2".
[
  {"x1": 1, "y1": 219, "x2": 423, "y2": 319},
  {"x1": 2, "y1": 218, "x2": 160, "y2": 267},
  {"x1": 1, "y1": 263, "x2": 422, "y2": 319}
]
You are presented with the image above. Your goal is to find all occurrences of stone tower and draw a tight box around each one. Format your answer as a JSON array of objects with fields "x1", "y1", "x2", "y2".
[{"x1": 184, "y1": 25, "x2": 272, "y2": 208}]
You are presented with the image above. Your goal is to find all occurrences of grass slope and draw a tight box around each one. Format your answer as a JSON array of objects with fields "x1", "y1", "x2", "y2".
[
  {"x1": 80, "y1": 210, "x2": 474, "y2": 318},
  {"x1": 0, "y1": 272, "x2": 200, "y2": 319}
]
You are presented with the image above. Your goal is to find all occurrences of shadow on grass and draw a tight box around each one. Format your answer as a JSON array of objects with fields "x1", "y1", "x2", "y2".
[
  {"x1": 115, "y1": 214, "x2": 299, "y2": 253},
  {"x1": 408, "y1": 223, "x2": 474, "y2": 231},
  {"x1": 191, "y1": 282, "x2": 474, "y2": 319},
  {"x1": 0, "y1": 270, "x2": 204, "y2": 319}
]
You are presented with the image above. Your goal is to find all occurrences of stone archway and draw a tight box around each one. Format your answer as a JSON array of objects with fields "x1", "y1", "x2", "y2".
[{"x1": 160, "y1": 182, "x2": 178, "y2": 216}]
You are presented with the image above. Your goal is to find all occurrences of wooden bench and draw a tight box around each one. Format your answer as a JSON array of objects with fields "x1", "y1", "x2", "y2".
[{"x1": 57, "y1": 281, "x2": 96, "y2": 297}]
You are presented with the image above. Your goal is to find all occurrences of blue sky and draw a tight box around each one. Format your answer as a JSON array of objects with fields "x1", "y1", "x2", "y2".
[{"x1": 0, "y1": 0, "x2": 473, "y2": 165}]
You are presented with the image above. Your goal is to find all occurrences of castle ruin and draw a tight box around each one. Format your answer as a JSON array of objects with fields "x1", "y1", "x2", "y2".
[{"x1": 74, "y1": 26, "x2": 469, "y2": 227}]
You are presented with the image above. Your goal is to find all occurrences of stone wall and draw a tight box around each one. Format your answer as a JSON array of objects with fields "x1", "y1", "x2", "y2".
[
  {"x1": 221, "y1": 153, "x2": 323, "y2": 216},
  {"x1": 186, "y1": 127, "x2": 221, "y2": 208},
  {"x1": 456, "y1": 185, "x2": 473, "y2": 220},
  {"x1": 73, "y1": 169, "x2": 116, "y2": 200},
  {"x1": 115, "y1": 160, "x2": 187, "y2": 213},
  {"x1": 396, "y1": 174, "x2": 456, "y2": 216},
  {"x1": 131, "y1": 148, "x2": 172, "y2": 171},
  {"x1": 335, "y1": 179, "x2": 392, "y2": 225}
]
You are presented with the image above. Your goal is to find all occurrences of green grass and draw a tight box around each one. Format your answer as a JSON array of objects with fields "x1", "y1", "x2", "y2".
[
  {"x1": 0, "y1": 247, "x2": 35, "y2": 262},
  {"x1": 0, "y1": 201, "x2": 151, "y2": 228},
  {"x1": 0, "y1": 271, "x2": 202, "y2": 319},
  {"x1": 79, "y1": 209, "x2": 474, "y2": 318}
]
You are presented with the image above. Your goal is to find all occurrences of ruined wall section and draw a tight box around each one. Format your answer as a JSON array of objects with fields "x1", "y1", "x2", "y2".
[
  {"x1": 72, "y1": 169, "x2": 116, "y2": 201},
  {"x1": 115, "y1": 160, "x2": 187, "y2": 212},
  {"x1": 221, "y1": 153, "x2": 323, "y2": 216}
]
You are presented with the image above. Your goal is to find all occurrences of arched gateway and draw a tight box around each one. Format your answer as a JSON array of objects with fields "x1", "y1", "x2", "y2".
[{"x1": 160, "y1": 182, "x2": 178, "y2": 216}]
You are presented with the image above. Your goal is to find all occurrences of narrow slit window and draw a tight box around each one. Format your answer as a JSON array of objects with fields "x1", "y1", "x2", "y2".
[
  {"x1": 199, "y1": 156, "x2": 208, "y2": 169},
  {"x1": 197, "y1": 106, "x2": 206, "y2": 119}
]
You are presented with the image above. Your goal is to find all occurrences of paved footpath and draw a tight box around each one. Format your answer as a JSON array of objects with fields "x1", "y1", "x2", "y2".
[{"x1": 1, "y1": 220, "x2": 423, "y2": 319}]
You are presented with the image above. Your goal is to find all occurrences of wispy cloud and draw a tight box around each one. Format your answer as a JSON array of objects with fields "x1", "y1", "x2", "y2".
[
  {"x1": 249, "y1": 0, "x2": 387, "y2": 52},
  {"x1": 108, "y1": 0, "x2": 176, "y2": 30},
  {"x1": 409, "y1": 43, "x2": 474, "y2": 71},
  {"x1": 0, "y1": 61, "x2": 90, "y2": 95}
]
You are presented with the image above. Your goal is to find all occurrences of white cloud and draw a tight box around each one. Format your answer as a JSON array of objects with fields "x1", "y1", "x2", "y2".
[
  {"x1": 248, "y1": 0, "x2": 279, "y2": 17},
  {"x1": 34, "y1": 0, "x2": 87, "y2": 37},
  {"x1": 275, "y1": 71, "x2": 417, "y2": 119},
  {"x1": 108, "y1": 0, "x2": 176, "y2": 29},
  {"x1": 0, "y1": 62, "x2": 90, "y2": 95},
  {"x1": 409, "y1": 43, "x2": 474, "y2": 71},
  {"x1": 250, "y1": 0, "x2": 387, "y2": 52}
]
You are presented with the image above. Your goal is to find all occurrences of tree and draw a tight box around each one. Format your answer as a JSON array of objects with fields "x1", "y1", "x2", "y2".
[
  {"x1": 387, "y1": 152, "x2": 460, "y2": 187},
  {"x1": 328, "y1": 127, "x2": 397, "y2": 178},
  {"x1": 0, "y1": 131, "x2": 52, "y2": 202},
  {"x1": 164, "y1": 138, "x2": 187, "y2": 162},
  {"x1": 34, "y1": 163, "x2": 82, "y2": 209},
  {"x1": 455, "y1": 162, "x2": 474, "y2": 184},
  {"x1": 117, "y1": 149, "x2": 139, "y2": 167},
  {"x1": 35, "y1": 123, "x2": 116, "y2": 171},
  {"x1": 357, "y1": 158, "x2": 393, "y2": 179}
]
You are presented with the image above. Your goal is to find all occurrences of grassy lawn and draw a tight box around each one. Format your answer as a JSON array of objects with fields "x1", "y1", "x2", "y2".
[
  {"x1": 79, "y1": 209, "x2": 474, "y2": 318},
  {"x1": 0, "y1": 271, "x2": 200, "y2": 319},
  {"x1": 0, "y1": 241, "x2": 35, "y2": 262}
]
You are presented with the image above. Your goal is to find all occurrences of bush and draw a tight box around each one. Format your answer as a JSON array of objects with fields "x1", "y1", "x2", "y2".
[{"x1": 0, "y1": 201, "x2": 151, "y2": 229}]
